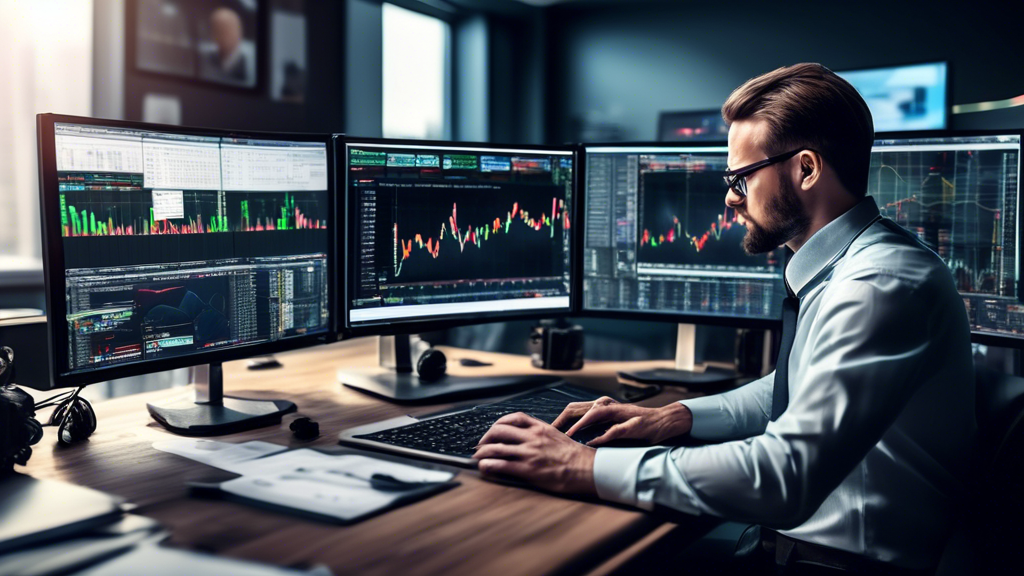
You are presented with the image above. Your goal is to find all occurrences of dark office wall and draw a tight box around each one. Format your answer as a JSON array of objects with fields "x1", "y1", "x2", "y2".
[
  {"x1": 487, "y1": 12, "x2": 547, "y2": 144},
  {"x1": 544, "y1": 0, "x2": 1024, "y2": 143},
  {"x1": 346, "y1": 0, "x2": 382, "y2": 138},
  {"x1": 123, "y1": 0, "x2": 345, "y2": 133},
  {"x1": 449, "y1": 1, "x2": 547, "y2": 144}
]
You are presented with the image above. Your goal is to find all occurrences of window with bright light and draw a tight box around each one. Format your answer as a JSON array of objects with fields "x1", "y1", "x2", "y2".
[
  {"x1": 382, "y1": 3, "x2": 449, "y2": 140},
  {"x1": 0, "y1": 0, "x2": 93, "y2": 262}
]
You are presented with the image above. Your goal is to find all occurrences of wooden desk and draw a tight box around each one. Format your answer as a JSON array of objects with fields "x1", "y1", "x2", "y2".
[{"x1": 21, "y1": 339, "x2": 704, "y2": 576}]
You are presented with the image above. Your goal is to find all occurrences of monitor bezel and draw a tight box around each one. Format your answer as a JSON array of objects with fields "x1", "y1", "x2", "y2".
[
  {"x1": 870, "y1": 128, "x2": 1024, "y2": 347},
  {"x1": 834, "y1": 59, "x2": 951, "y2": 133},
  {"x1": 37, "y1": 113, "x2": 337, "y2": 389},
  {"x1": 573, "y1": 141, "x2": 785, "y2": 330},
  {"x1": 339, "y1": 135, "x2": 579, "y2": 338}
]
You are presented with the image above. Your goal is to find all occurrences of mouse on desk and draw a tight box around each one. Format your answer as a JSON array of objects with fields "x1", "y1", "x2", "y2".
[
  {"x1": 568, "y1": 422, "x2": 650, "y2": 448},
  {"x1": 247, "y1": 357, "x2": 282, "y2": 370}
]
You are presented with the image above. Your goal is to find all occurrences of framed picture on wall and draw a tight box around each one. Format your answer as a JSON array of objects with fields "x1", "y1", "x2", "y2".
[{"x1": 131, "y1": 0, "x2": 264, "y2": 90}]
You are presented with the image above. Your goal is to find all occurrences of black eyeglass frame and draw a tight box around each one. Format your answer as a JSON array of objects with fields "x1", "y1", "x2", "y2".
[{"x1": 723, "y1": 147, "x2": 818, "y2": 196}]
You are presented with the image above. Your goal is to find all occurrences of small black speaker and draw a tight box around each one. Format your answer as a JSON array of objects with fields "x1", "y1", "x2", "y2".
[
  {"x1": 0, "y1": 316, "x2": 51, "y2": 390},
  {"x1": 529, "y1": 320, "x2": 583, "y2": 371}
]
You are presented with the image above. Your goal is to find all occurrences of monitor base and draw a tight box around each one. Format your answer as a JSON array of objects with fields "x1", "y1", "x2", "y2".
[
  {"x1": 339, "y1": 367, "x2": 561, "y2": 404},
  {"x1": 618, "y1": 366, "x2": 738, "y2": 387},
  {"x1": 146, "y1": 363, "x2": 296, "y2": 436}
]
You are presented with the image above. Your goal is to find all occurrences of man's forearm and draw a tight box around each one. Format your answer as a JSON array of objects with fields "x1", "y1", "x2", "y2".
[{"x1": 651, "y1": 402, "x2": 693, "y2": 443}]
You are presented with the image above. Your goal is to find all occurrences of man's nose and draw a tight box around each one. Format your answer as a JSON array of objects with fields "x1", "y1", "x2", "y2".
[{"x1": 725, "y1": 188, "x2": 744, "y2": 208}]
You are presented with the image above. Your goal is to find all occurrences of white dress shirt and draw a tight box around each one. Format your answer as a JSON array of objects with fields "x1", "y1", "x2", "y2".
[{"x1": 593, "y1": 197, "x2": 976, "y2": 569}]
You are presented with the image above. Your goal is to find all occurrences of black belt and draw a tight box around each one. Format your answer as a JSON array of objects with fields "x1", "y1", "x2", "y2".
[{"x1": 761, "y1": 529, "x2": 932, "y2": 576}]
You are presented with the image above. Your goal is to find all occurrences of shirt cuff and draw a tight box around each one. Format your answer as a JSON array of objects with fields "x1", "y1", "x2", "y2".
[
  {"x1": 593, "y1": 447, "x2": 657, "y2": 508},
  {"x1": 679, "y1": 396, "x2": 731, "y2": 439}
]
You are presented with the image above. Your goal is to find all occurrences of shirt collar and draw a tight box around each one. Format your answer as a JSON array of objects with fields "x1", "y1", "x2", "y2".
[{"x1": 785, "y1": 196, "x2": 881, "y2": 297}]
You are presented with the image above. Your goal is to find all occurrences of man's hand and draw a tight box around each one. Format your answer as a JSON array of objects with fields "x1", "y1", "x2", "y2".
[
  {"x1": 473, "y1": 412, "x2": 597, "y2": 495},
  {"x1": 551, "y1": 396, "x2": 693, "y2": 447}
]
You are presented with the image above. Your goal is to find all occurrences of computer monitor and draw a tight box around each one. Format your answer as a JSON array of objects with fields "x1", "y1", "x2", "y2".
[
  {"x1": 869, "y1": 131, "x2": 1022, "y2": 345},
  {"x1": 340, "y1": 137, "x2": 576, "y2": 401},
  {"x1": 37, "y1": 114, "x2": 334, "y2": 434},
  {"x1": 836, "y1": 61, "x2": 949, "y2": 132},
  {"x1": 580, "y1": 144, "x2": 787, "y2": 384},
  {"x1": 657, "y1": 110, "x2": 729, "y2": 142}
]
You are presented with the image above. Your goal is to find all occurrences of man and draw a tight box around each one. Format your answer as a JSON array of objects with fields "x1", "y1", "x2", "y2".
[
  {"x1": 200, "y1": 7, "x2": 250, "y2": 85},
  {"x1": 474, "y1": 63, "x2": 975, "y2": 574}
]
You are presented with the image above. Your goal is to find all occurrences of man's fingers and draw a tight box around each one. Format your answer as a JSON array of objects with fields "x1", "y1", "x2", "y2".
[
  {"x1": 493, "y1": 411, "x2": 538, "y2": 428},
  {"x1": 551, "y1": 402, "x2": 592, "y2": 430},
  {"x1": 565, "y1": 405, "x2": 613, "y2": 437},
  {"x1": 477, "y1": 423, "x2": 532, "y2": 447},
  {"x1": 552, "y1": 397, "x2": 617, "y2": 430},
  {"x1": 472, "y1": 443, "x2": 529, "y2": 461},
  {"x1": 477, "y1": 458, "x2": 531, "y2": 479},
  {"x1": 588, "y1": 418, "x2": 641, "y2": 447}
]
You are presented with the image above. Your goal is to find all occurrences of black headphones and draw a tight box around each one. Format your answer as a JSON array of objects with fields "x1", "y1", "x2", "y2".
[
  {"x1": 0, "y1": 346, "x2": 14, "y2": 389},
  {"x1": 35, "y1": 386, "x2": 97, "y2": 446}
]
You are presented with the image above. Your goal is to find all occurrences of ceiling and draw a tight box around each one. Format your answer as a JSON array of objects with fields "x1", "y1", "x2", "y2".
[{"x1": 514, "y1": 0, "x2": 582, "y2": 6}]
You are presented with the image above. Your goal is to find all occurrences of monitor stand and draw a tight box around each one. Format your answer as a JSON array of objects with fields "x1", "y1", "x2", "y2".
[
  {"x1": 618, "y1": 324, "x2": 740, "y2": 386},
  {"x1": 338, "y1": 335, "x2": 560, "y2": 404},
  {"x1": 146, "y1": 363, "x2": 296, "y2": 436}
]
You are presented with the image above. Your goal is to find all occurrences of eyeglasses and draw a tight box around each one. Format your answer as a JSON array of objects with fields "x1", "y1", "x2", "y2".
[{"x1": 723, "y1": 148, "x2": 816, "y2": 197}]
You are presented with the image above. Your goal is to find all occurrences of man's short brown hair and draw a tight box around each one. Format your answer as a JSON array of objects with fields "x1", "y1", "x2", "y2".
[{"x1": 722, "y1": 63, "x2": 874, "y2": 198}]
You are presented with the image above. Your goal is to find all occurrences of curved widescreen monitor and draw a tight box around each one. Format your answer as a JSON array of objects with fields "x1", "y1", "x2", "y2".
[
  {"x1": 870, "y1": 130, "x2": 1022, "y2": 344},
  {"x1": 343, "y1": 138, "x2": 575, "y2": 334},
  {"x1": 580, "y1": 144, "x2": 786, "y2": 327},
  {"x1": 37, "y1": 114, "x2": 334, "y2": 388}
]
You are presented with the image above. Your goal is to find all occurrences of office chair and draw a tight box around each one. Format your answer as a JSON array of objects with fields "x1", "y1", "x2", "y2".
[{"x1": 934, "y1": 365, "x2": 1024, "y2": 575}]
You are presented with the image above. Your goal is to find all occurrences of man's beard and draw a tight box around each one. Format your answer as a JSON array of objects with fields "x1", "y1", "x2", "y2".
[{"x1": 740, "y1": 172, "x2": 810, "y2": 255}]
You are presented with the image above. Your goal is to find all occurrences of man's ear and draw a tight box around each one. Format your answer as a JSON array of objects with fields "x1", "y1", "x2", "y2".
[{"x1": 799, "y1": 150, "x2": 821, "y2": 190}]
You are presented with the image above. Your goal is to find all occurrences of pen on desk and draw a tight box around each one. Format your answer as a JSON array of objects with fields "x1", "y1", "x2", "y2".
[
  {"x1": 291, "y1": 467, "x2": 442, "y2": 491},
  {"x1": 331, "y1": 470, "x2": 444, "y2": 490}
]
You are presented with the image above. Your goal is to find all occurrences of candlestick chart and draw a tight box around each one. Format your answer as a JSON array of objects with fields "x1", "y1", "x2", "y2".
[
  {"x1": 637, "y1": 169, "x2": 777, "y2": 268},
  {"x1": 868, "y1": 145, "x2": 1018, "y2": 298},
  {"x1": 581, "y1": 147, "x2": 784, "y2": 320},
  {"x1": 388, "y1": 186, "x2": 569, "y2": 284},
  {"x1": 869, "y1": 136, "x2": 1021, "y2": 337}
]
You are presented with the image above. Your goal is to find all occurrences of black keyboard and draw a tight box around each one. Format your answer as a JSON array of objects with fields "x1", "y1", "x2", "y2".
[{"x1": 353, "y1": 384, "x2": 603, "y2": 458}]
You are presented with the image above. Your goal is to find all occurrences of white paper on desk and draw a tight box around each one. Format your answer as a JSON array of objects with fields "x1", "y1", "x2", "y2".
[
  {"x1": 220, "y1": 450, "x2": 455, "y2": 521},
  {"x1": 75, "y1": 544, "x2": 327, "y2": 576},
  {"x1": 152, "y1": 439, "x2": 288, "y2": 473},
  {"x1": 228, "y1": 449, "x2": 455, "y2": 482}
]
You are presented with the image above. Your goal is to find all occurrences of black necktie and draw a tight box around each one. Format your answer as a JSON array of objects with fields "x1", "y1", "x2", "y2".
[{"x1": 771, "y1": 291, "x2": 799, "y2": 421}]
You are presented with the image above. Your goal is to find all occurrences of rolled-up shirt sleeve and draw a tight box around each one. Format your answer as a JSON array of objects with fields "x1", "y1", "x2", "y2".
[{"x1": 594, "y1": 274, "x2": 936, "y2": 527}]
